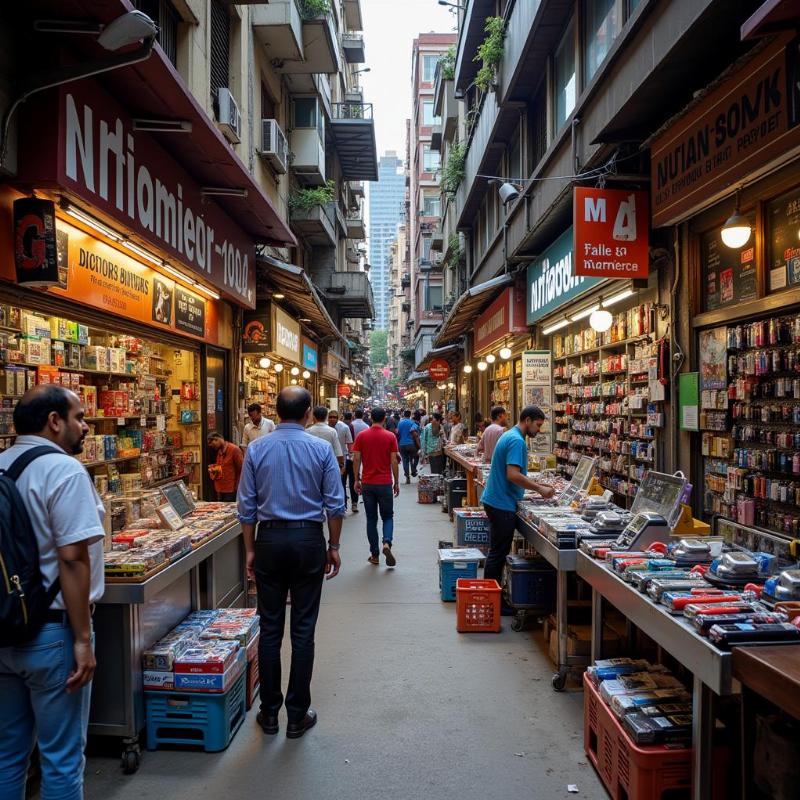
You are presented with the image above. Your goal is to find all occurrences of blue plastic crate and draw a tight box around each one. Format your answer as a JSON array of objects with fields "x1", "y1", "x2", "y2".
[
  {"x1": 504, "y1": 555, "x2": 557, "y2": 610},
  {"x1": 145, "y1": 670, "x2": 246, "y2": 752},
  {"x1": 439, "y1": 560, "x2": 479, "y2": 601}
]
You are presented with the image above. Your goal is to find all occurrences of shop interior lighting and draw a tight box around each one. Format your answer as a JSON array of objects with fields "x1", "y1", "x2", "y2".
[
  {"x1": 499, "y1": 346, "x2": 512, "y2": 360},
  {"x1": 290, "y1": 378, "x2": 298, "y2": 385},
  {"x1": 589, "y1": 308, "x2": 613, "y2": 333},
  {"x1": 463, "y1": 364, "x2": 473, "y2": 374},
  {"x1": 258, "y1": 357, "x2": 271, "y2": 369},
  {"x1": 540, "y1": 317, "x2": 571, "y2": 336},
  {"x1": 274, "y1": 363, "x2": 284, "y2": 372},
  {"x1": 119, "y1": 239, "x2": 163, "y2": 267},
  {"x1": 298, "y1": 317, "x2": 311, "y2": 323},
  {"x1": 192, "y1": 283, "x2": 221, "y2": 300},
  {"x1": 570, "y1": 304, "x2": 600, "y2": 323},
  {"x1": 157, "y1": 262, "x2": 195, "y2": 284},
  {"x1": 603, "y1": 288, "x2": 634, "y2": 307},
  {"x1": 477, "y1": 361, "x2": 488, "y2": 371},
  {"x1": 63, "y1": 204, "x2": 121, "y2": 242},
  {"x1": 485, "y1": 353, "x2": 496, "y2": 364},
  {"x1": 273, "y1": 293, "x2": 285, "y2": 300},
  {"x1": 290, "y1": 366, "x2": 300, "y2": 376},
  {"x1": 721, "y1": 190, "x2": 752, "y2": 249},
  {"x1": 302, "y1": 370, "x2": 311, "y2": 379}
]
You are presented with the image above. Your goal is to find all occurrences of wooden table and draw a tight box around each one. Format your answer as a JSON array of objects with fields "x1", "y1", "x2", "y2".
[{"x1": 444, "y1": 447, "x2": 482, "y2": 506}]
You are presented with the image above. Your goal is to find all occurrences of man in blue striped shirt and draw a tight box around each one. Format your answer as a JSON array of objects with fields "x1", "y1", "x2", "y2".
[{"x1": 238, "y1": 386, "x2": 345, "y2": 740}]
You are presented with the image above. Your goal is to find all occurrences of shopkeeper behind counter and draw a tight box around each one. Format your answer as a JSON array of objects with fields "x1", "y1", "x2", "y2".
[{"x1": 207, "y1": 431, "x2": 243, "y2": 501}]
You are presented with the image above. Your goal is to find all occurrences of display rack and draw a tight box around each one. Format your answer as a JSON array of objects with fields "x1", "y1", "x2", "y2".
[
  {"x1": 487, "y1": 360, "x2": 512, "y2": 407},
  {"x1": 243, "y1": 357, "x2": 279, "y2": 420}
]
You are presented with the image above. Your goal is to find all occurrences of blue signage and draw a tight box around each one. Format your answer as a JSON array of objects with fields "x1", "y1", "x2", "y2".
[
  {"x1": 526, "y1": 228, "x2": 602, "y2": 325},
  {"x1": 302, "y1": 343, "x2": 318, "y2": 371}
]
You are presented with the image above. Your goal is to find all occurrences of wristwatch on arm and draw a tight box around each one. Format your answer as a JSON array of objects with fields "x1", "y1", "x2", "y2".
[{"x1": 328, "y1": 542, "x2": 341, "y2": 551}]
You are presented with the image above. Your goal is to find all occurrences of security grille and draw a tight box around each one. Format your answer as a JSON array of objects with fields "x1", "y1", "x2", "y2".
[
  {"x1": 210, "y1": 0, "x2": 230, "y2": 98},
  {"x1": 133, "y1": 0, "x2": 179, "y2": 66}
]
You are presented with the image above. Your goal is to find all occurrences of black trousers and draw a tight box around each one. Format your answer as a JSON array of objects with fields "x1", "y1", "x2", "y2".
[
  {"x1": 483, "y1": 503, "x2": 516, "y2": 586},
  {"x1": 342, "y1": 459, "x2": 358, "y2": 506},
  {"x1": 217, "y1": 491, "x2": 237, "y2": 501},
  {"x1": 428, "y1": 453, "x2": 446, "y2": 475},
  {"x1": 254, "y1": 525, "x2": 327, "y2": 722}
]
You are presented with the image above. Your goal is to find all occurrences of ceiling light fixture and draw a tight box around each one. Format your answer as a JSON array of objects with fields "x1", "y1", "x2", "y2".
[
  {"x1": 258, "y1": 357, "x2": 271, "y2": 369},
  {"x1": 477, "y1": 361, "x2": 488, "y2": 371},
  {"x1": 290, "y1": 367, "x2": 300, "y2": 376},
  {"x1": 274, "y1": 363, "x2": 284, "y2": 372},
  {"x1": 62, "y1": 204, "x2": 121, "y2": 241},
  {"x1": 485, "y1": 354, "x2": 496, "y2": 363},
  {"x1": 721, "y1": 191, "x2": 752, "y2": 249},
  {"x1": 589, "y1": 308, "x2": 613, "y2": 333},
  {"x1": 571, "y1": 304, "x2": 600, "y2": 323},
  {"x1": 603, "y1": 288, "x2": 634, "y2": 306},
  {"x1": 302, "y1": 370, "x2": 311, "y2": 379},
  {"x1": 541, "y1": 318, "x2": 571, "y2": 336},
  {"x1": 192, "y1": 283, "x2": 221, "y2": 300},
  {"x1": 463, "y1": 364, "x2": 473, "y2": 374},
  {"x1": 499, "y1": 346, "x2": 512, "y2": 360},
  {"x1": 273, "y1": 293, "x2": 285, "y2": 300}
]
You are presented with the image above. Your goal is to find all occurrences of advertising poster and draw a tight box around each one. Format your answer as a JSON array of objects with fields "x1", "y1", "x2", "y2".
[
  {"x1": 522, "y1": 350, "x2": 552, "y2": 453},
  {"x1": 699, "y1": 328, "x2": 728, "y2": 390}
]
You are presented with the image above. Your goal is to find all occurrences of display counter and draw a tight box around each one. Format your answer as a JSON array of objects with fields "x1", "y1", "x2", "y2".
[
  {"x1": 90, "y1": 518, "x2": 245, "y2": 769},
  {"x1": 444, "y1": 446, "x2": 482, "y2": 506}
]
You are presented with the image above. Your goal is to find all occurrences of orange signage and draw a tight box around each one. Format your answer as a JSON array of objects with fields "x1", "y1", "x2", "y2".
[
  {"x1": 428, "y1": 359, "x2": 451, "y2": 381},
  {"x1": 337, "y1": 383, "x2": 352, "y2": 398},
  {"x1": 573, "y1": 187, "x2": 649, "y2": 279}
]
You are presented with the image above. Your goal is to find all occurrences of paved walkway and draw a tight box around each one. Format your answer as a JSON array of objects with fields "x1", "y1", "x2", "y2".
[{"x1": 83, "y1": 480, "x2": 607, "y2": 800}]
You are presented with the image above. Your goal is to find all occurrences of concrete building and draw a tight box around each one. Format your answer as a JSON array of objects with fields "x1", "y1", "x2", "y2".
[{"x1": 368, "y1": 151, "x2": 406, "y2": 329}]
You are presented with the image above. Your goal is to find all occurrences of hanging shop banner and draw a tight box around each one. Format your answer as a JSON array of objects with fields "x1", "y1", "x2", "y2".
[
  {"x1": 272, "y1": 305, "x2": 301, "y2": 363},
  {"x1": 337, "y1": 383, "x2": 352, "y2": 398},
  {"x1": 17, "y1": 82, "x2": 256, "y2": 307},
  {"x1": 428, "y1": 358, "x2": 451, "y2": 381},
  {"x1": 242, "y1": 309, "x2": 271, "y2": 353},
  {"x1": 573, "y1": 187, "x2": 649, "y2": 279},
  {"x1": 526, "y1": 228, "x2": 602, "y2": 325},
  {"x1": 650, "y1": 34, "x2": 800, "y2": 228},
  {"x1": 174, "y1": 287, "x2": 206, "y2": 338},
  {"x1": 323, "y1": 350, "x2": 341, "y2": 380},
  {"x1": 474, "y1": 286, "x2": 527, "y2": 352},
  {"x1": 302, "y1": 340, "x2": 318, "y2": 372},
  {"x1": 521, "y1": 350, "x2": 553, "y2": 453},
  {"x1": 13, "y1": 197, "x2": 62, "y2": 287}
]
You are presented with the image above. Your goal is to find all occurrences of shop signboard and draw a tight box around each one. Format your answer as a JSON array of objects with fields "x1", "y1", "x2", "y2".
[
  {"x1": 573, "y1": 187, "x2": 649, "y2": 279},
  {"x1": 521, "y1": 350, "x2": 553, "y2": 453},
  {"x1": 13, "y1": 197, "x2": 61, "y2": 287},
  {"x1": 175, "y1": 287, "x2": 206, "y2": 337},
  {"x1": 650, "y1": 34, "x2": 800, "y2": 228},
  {"x1": 337, "y1": 383, "x2": 352, "y2": 398},
  {"x1": 302, "y1": 341, "x2": 318, "y2": 372},
  {"x1": 323, "y1": 350, "x2": 340, "y2": 380},
  {"x1": 242, "y1": 310, "x2": 270, "y2": 353},
  {"x1": 526, "y1": 228, "x2": 602, "y2": 325},
  {"x1": 428, "y1": 358, "x2": 450, "y2": 381},
  {"x1": 272, "y1": 305, "x2": 300, "y2": 363},
  {"x1": 18, "y1": 82, "x2": 256, "y2": 307},
  {"x1": 474, "y1": 287, "x2": 527, "y2": 353}
]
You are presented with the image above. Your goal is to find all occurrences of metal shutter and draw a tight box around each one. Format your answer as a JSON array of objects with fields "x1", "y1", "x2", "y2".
[
  {"x1": 133, "y1": 0, "x2": 179, "y2": 67},
  {"x1": 210, "y1": 0, "x2": 230, "y2": 97}
]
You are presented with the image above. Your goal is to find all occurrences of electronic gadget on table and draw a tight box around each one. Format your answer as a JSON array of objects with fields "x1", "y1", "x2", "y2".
[
  {"x1": 160, "y1": 480, "x2": 196, "y2": 519},
  {"x1": 556, "y1": 456, "x2": 597, "y2": 507}
]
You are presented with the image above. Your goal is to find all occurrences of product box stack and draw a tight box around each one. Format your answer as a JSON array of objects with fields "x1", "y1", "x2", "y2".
[{"x1": 417, "y1": 473, "x2": 444, "y2": 504}]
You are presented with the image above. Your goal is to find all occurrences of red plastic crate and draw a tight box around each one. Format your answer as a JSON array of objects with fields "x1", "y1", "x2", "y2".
[{"x1": 456, "y1": 579, "x2": 501, "y2": 633}]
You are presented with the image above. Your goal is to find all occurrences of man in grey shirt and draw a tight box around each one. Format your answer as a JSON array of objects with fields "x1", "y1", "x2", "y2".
[{"x1": 307, "y1": 406, "x2": 344, "y2": 472}]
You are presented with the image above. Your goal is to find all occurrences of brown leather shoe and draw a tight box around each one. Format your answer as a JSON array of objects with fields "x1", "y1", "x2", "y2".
[
  {"x1": 256, "y1": 711, "x2": 279, "y2": 735},
  {"x1": 383, "y1": 543, "x2": 396, "y2": 567},
  {"x1": 367, "y1": 555, "x2": 379, "y2": 565},
  {"x1": 286, "y1": 709, "x2": 317, "y2": 739}
]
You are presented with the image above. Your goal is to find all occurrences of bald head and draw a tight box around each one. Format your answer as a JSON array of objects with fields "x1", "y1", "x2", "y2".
[{"x1": 277, "y1": 386, "x2": 312, "y2": 423}]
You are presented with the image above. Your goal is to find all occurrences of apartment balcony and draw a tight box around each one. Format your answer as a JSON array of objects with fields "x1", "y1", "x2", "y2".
[
  {"x1": 289, "y1": 202, "x2": 336, "y2": 247},
  {"x1": 400, "y1": 273, "x2": 411, "y2": 289},
  {"x1": 429, "y1": 123, "x2": 442, "y2": 152},
  {"x1": 453, "y1": 0, "x2": 496, "y2": 96},
  {"x1": 350, "y1": 180, "x2": 365, "y2": 199},
  {"x1": 326, "y1": 272, "x2": 375, "y2": 319},
  {"x1": 343, "y1": 0, "x2": 363, "y2": 31},
  {"x1": 252, "y1": 0, "x2": 303, "y2": 63},
  {"x1": 346, "y1": 243, "x2": 361, "y2": 265},
  {"x1": 290, "y1": 127, "x2": 325, "y2": 185},
  {"x1": 430, "y1": 231, "x2": 444, "y2": 252},
  {"x1": 346, "y1": 212, "x2": 366, "y2": 240},
  {"x1": 330, "y1": 102, "x2": 378, "y2": 181},
  {"x1": 342, "y1": 32, "x2": 365, "y2": 63},
  {"x1": 277, "y1": 4, "x2": 341, "y2": 74}
]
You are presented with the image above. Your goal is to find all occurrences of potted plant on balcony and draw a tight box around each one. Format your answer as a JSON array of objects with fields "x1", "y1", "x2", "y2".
[
  {"x1": 289, "y1": 179, "x2": 335, "y2": 214},
  {"x1": 440, "y1": 45, "x2": 456, "y2": 81},
  {"x1": 474, "y1": 16, "x2": 505, "y2": 93},
  {"x1": 297, "y1": 0, "x2": 331, "y2": 21},
  {"x1": 441, "y1": 140, "x2": 466, "y2": 197}
]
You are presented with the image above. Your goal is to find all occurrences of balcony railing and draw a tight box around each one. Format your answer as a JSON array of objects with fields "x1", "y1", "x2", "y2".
[{"x1": 332, "y1": 101, "x2": 373, "y2": 120}]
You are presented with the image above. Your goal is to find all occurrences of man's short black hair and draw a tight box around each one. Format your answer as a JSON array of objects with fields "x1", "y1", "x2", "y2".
[
  {"x1": 520, "y1": 405, "x2": 545, "y2": 423},
  {"x1": 490, "y1": 406, "x2": 506, "y2": 421},
  {"x1": 277, "y1": 387, "x2": 311, "y2": 422},
  {"x1": 432, "y1": 411, "x2": 443, "y2": 422},
  {"x1": 312, "y1": 405, "x2": 329, "y2": 422},
  {"x1": 14, "y1": 385, "x2": 76, "y2": 435},
  {"x1": 247, "y1": 402, "x2": 262, "y2": 414},
  {"x1": 452, "y1": 411, "x2": 461, "y2": 420},
  {"x1": 403, "y1": 409, "x2": 411, "y2": 417},
  {"x1": 354, "y1": 408, "x2": 364, "y2": 419},
  {"x1": 207, "y1": 431, "x2": 224, "y2": 442},
  {"x1": 413, "y1": 410, "x2": 421, "y2": 420},
  {"x1": 343, "y1": 411, "x2": 353, "y2": 421},
  {"x1": 371, "y1": 406, "x2": 387, "y2": 423}
]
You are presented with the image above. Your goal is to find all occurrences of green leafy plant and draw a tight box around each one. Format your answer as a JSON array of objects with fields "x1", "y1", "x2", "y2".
[
  {"x1": 440, "y1": 140, "x2": 466, "y2": 197},
  {"x1": 289, "y1": 179, "x2": 335, "y2": 212},
  {"x1": 447, "y1": 233, "x2": 463, "y2": 265},
  {"x1": 440, "y1": 45, "x2": 456, "y2": 81},
  {"x1": 297, "y1": 0, "x2": 331, "y2": 21},
  {"x1": 474, "y1": 16, "x2": 505, "y2": 93}
]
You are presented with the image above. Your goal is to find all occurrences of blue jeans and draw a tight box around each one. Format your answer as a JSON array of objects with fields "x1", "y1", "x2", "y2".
[
  {"x1": 361, "y1": 484, "x2": 394, "y2": 556},
  {"x1": 399, "y1": 444, "x2": 418, "y2": 478},
  {"x1": 0, "y1": 622, "x2": 93, "y2": 800}
]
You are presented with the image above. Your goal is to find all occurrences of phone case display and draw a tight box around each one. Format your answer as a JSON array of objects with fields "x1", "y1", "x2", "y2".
[
  {"x1": 243, "y1": 357, "x2": 278, "y2": 420},
  {"x1": 701, "y1": 314, "x2": 800, "y2": 538},
  {"x1": 551, "y1": 304, "x2": 664, "y2": 505},
  {"x1": 487, "y1": 360, "x2": 512, "y2": 406}
]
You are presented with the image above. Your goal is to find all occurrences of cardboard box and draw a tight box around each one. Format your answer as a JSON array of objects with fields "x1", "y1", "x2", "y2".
[
  {"x1": 548, "y1": 624, "x2": 621, "y2": 666},
  {"x1": 174, "y1": 639, "x2": 240, "y2": 674},
  {"x1": 173, "y1": 648, "x2": 246, "y2": 692},
  {"x1": 83, "y1": 346, "x2": 108, "y2": 371}
]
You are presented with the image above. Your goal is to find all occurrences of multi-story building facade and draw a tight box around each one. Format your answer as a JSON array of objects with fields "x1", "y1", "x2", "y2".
[
  {"x1": 368, "y1": 151, "x2": 406, "y2": 329},
  {"x1": 386, "y1": 224, "x2": 409, "y2": 380},
  {"x1": 407, "y1": 32, "x2": 457, "y2": 369}
]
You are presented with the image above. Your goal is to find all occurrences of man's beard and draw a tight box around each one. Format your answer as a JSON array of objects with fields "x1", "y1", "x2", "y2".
[{"x1": 70, "y1": 433, "x2": 86, "y2": 455}]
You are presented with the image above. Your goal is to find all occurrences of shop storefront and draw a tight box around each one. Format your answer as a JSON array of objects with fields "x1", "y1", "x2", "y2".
[{"x1": 322, "y1": 348, "x2": 342, "y2": 408}]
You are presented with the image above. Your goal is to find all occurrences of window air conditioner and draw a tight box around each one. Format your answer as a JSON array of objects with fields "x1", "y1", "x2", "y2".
[
  {"x1": 217, "y1": 88, "x2": 241, "y2": 144},
  {"x1": 259, "y1": 119, "x2": 289, "y2": 174}
]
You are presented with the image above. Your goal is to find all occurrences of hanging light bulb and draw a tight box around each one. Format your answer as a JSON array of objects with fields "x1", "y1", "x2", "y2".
[
  {"x1": 290, "y1": 378, "x2": 298, "y2": 385},
  {"x1": 290, "y1": 366, "x2": 300, "y2": 376},
  {"x1": 302, "y1": 370, "x2": 311, "y2": 379},
  {"x1": 721, "y1": 190, "x2": 752, "y2": 249},
  {"x1": 477, "y1": 361, "x2": 488, "y2": 371},
  {"x1": 258, "y1": 357, "x2": 271, "y2": 369},
  {"x1": 485, "y1": 354, "x2": 496, "y2": 364},
  {"x1": 499, "y1": 347, "x2": 512, "y2": 359},
  {"x1": 589, "y1": 308, "x2": 613, "y2": 333},
  {"x1": 463, "y1": 364, "x2": 473, "y2": 374},
  {"x1": 274, "y1": 363, "x2": 284, "y2": 372}
]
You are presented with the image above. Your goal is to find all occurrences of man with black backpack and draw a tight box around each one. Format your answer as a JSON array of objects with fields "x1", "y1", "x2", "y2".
[{"x1": 0, "y1": 384, "x2": 105, "y2": 800}]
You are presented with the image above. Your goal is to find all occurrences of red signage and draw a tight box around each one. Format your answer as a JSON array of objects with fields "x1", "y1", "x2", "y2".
[
  {"x1": 474, "y1": 286, "x2": 527, "y2": 353},
  {"x1": 337, "y1": 383, "x2": 352, "y2": 397},
  {"x1": 573, "y1": 188, "x2": 649, "y2": 279},
  {"x1": 18, "y1": 83, "x2": 256, "y2": 308},
  {"x1": 14, "y1": 197, "x2": 61, "y2": 287},
  {"x1": 428, "y1": 358, "x2": 451, "y2": 381}
]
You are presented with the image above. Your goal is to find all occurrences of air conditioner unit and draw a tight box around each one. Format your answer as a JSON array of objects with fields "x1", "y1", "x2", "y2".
[
  {"x1": 217, "y1": 88, "x2": 241, "y2": 144},
  {"x1": 259, "y1": 119, "x2": 288, "y2": 173}
]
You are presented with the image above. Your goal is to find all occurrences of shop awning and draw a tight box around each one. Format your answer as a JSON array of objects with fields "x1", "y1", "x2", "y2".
[
  {"x1": 741, "y1": 0, "x2": 800, "y2": 39},
  {"x1": 24, "y1": 0, "x2": 295, "y2": 248},
  {"x1": 416, "y1": 344, "x2": 461, "y2": 372},
  {"x1": 406, "y1": 370, "x2": 430, "y2": 385},
  {"x1": 256, "y1": 255, "x2": 345, "y2": 344},
  {"x1": 433, "y1": 274, "x2": 514, "y2": 347}
]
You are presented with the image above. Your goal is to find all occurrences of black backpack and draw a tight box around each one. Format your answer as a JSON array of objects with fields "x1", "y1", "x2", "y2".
[{"x1": 0, "y1": 445, "x2": 64, "y2": 646}]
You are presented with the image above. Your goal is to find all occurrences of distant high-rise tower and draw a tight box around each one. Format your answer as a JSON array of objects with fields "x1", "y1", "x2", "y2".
[{"x1": 368, "y1": 152, "x2": 405, "y2": 329}]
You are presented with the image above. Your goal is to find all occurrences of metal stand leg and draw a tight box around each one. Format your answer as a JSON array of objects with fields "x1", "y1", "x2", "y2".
[
  {"x1": 552, "y1": 569, "x2": 569, "y2": 691},
  {"x1": 692, "y1": 677, "x2": 714, "y2": 800},
  {"x1": 590, "y1": 587, "x2": 603, "y2": 662}
]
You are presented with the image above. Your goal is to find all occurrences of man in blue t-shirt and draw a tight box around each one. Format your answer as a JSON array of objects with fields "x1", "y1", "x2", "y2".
[
  {"x1": 480, "y1": 406, "x2": 555, "y2": 607},
  {"x1": 396, "y1": 409, "x2": 420, "y2": 483}
]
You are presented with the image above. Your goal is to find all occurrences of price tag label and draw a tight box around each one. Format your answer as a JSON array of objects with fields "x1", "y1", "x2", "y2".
[
  {"x1": 117, "y1": 417, "x2": 126, "y2": 426},
  {"x1": 140, "y1": 416, "x2": 147, "y2": 426},
  {"x1": 156, "y1": 414, "x2": 166, "y2": 431}
]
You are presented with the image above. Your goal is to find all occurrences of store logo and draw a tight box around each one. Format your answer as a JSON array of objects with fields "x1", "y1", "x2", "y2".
[
  {"x1": 277, "y1": 321, "x2": 298, "y2": 354},
  {"x1": 529, "y1": 250, "x2": 587, "y2": 315}
]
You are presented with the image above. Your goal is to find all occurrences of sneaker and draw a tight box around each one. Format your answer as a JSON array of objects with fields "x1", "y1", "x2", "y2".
[
  {"x1": 411, "y1": 471, "x2": 417, "y2": 478},
  {"x1": 352, "y1": 503, "x2": 359, "y2": 513},
  {"x1": 382, "y1": 543, "x2": 396, "y2": 567},
  {"x1": 367, "y1": 555, "x2": 379, "y2": 565},
  {"x1": 405, "y1": 475, "x2": 411, "y2": 484}
]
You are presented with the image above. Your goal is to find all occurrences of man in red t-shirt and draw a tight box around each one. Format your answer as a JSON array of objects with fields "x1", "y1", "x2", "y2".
[{"x1": 352, "y1": 407, "x2": 400, "y2": 567}]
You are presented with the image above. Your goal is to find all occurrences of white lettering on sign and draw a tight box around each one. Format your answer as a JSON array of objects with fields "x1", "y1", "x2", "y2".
[
  {"x1": 64, "y1": 93, "x2": 251, "y2": 301},
  {"x1": 477, "y1": 308, "x2": 505, "y2": 343},
  {"x1": 277, "y1": 321, "x2": 299, "y2": 354},
  {"x1": 529, "y1": 250, "x2": 589, "y2": 315},
  {"x1": 584, "y1": 197, "x2": 605, "y2": 223}
]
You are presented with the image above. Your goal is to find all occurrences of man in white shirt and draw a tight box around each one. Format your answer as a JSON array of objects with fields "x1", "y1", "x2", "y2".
[
  {"x1": 352, "y1": 408, "x2": 370, "y2": 440},
  {"x1": 477, "y1": 406, "x2": 508, "y2": 463},
  {"x1": 0, "y1": 385, "x2": 105, "y2": 800},
  {"x1": 328, "y1": 409, "x2": 357, "y2": 512},
  {"x1": 448, "y1": 410, "x2": 466, "y2": 445},
  {"x1": 307, "y1": 405, "x2": 344, "y2": 472},
  {"x1": 242, "y1": 402, "x2": 275, "y2": 450}
]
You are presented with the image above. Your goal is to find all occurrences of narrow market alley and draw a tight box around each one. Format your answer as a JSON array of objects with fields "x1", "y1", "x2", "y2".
[{"x1": 83, "y1": 480, "x2": 606, "y2": 800}]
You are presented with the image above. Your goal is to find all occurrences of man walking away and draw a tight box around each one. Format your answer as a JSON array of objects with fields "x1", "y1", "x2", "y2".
[
  {"x1": 397, "y1": 409, "x2": 420, "y2": 484},
  {"x1": 238, "y1": 387, "x2": 345, "y2": 739},
  {"x1": 242, "y1": 403, "x2": 275, "y2": 450},
  {"x1": 385, "y1": 410, "x2": 398, "y2": 435},
  {"x1": 207, "y1": 431, "x2": 244, "y2": 501},
  {"x1": 307, "y1": 406, "x2": 344, "y2": 472},
  {"x1": 477, "y1": 406, "x2": 508, "y2": 464},
  {"x1": 352, "y1": 408, "x2": 369, "y2": 440},
  {"x1": 448, "y1": 411, "x2": 467, "y2": 445},
  {"x1": 479, "y1": 406, "x2": 555, "y2": 613},
  {"x1": 419, "y1": 408, "x2": 428, "y2": 428},
  {"x1": 420, "y1": 411, "x2": 447, "y2": 476},
  {"x1": 352, "y1": 407, "x2": 400, "y2": 567},
  {"x1": 0, "y1": 385, "x2": 105, "y2": 800},
  {"x1": 328, "y1": 409, "x2": 356, "y2": 512}
]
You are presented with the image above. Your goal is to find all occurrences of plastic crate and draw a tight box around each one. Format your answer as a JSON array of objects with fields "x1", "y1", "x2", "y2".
[
  {"x1": 145, "y1": 670, "x2": 246, "y2": 752},
  {"x1": 246, "y1": 649, "x2": 260, "y2": 711},
  {"x1": 456, "y1": 578, "x2": 502, "y2": 633},
  {"x1": 438, "y1": 547, "x2": 484, "y2": 601},
  {"x1": 503, "y1": 555, "x2": 557, "y2": 610},
  {"x1": 453, "y1": 509, "x2": 491, "y2": 548}
]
